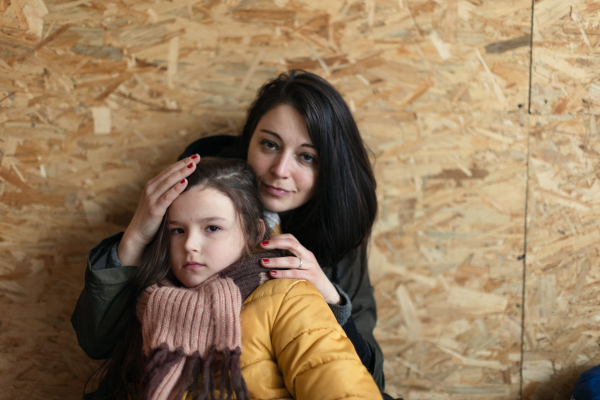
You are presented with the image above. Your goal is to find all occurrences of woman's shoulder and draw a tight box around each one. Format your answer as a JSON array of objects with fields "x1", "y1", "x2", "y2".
[
  {"x1": 178, "y1": 135, "x2": 241, "y2": 160},
  {"x1": 337, "y1": 246, "x2": 361, "y2": 269}
]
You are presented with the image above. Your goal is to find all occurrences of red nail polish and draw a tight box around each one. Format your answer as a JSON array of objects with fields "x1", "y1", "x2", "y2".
[
  {"x1": 191, "y1": 155, "x2": 198, "y2": 159},
  {"x1": 262, "y1": 259, "x2": 270, "y2": 264},
  {"x1": 270, "y1": 270, "x2": 276, "y2": 275},
  {"x1": 187, "y1": 163, "x2": 193, "y2": 168},
  {"x1": 261, "y1": 241, "x2": 269, "y2": 246},
  {"x1": 180, "y1": 179, "x2": 186, "y2": 184}
]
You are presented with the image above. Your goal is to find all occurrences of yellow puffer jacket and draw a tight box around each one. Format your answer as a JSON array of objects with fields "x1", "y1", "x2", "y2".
[{"x1": 186, "y1": 278, "x2": 381, "y2": 400}]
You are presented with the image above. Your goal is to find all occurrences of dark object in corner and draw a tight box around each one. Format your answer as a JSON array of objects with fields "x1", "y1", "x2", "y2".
[{"x1": 573, "y1": 364, "x2": 600, "y2": 400}]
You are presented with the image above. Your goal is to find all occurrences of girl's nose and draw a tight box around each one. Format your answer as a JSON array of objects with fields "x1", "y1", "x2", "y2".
[{"x1": 184, "y1": 232, "x2": 201, "y2": 252}]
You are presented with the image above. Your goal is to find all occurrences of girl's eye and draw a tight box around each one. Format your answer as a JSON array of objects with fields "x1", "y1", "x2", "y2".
[
  {"x1": 300, "y1": 153, "x2": 317, "y2": 165},
  {"x1": 261, "y1": 140, "x2": 278, "y2": 150},
  {"x1": 171, "y1": 228, "x2": 184, "y2": 235},
  {"x1": 206, "y1": 226, "x2": 220, "y2": 233}
]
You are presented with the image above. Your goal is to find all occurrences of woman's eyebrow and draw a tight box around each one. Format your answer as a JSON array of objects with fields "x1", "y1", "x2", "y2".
[{"x1": 260, "y1": 129, "x2": 316, "y2": 150}]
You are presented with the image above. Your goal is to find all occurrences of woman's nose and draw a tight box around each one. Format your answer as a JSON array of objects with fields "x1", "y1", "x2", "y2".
[{"x1": 271, "y1": 153, "x2": 291, "y2": 178}]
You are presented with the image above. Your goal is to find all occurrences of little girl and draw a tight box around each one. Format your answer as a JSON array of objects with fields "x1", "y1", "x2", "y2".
[{"x1": 93, "y1": 158, "x2": 380, "y2": 400}]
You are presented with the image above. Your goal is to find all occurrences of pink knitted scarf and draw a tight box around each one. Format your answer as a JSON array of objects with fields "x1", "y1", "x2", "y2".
[{"x1": 136, "y1": 252, "x2": 274, "y2": 400}]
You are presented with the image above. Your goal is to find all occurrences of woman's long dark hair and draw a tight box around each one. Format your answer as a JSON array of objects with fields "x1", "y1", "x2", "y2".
[
  {"x1": 86, "y1": 158, "x2": 267, "y2": 399},
  {"x1": 239, "y1": 70, "x2": 377, "y2": 297}
]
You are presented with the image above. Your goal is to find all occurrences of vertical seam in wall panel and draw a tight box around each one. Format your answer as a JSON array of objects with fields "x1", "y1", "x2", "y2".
[
  {"x1": 522, "y1": 0, "x2": 535, "y2": 395},
  {"x1": 519, "y1": 125, "x2": 532, "y2": 400},
  {"x1": 528, "y1": 0, "x2": 535, "y2": 114}
]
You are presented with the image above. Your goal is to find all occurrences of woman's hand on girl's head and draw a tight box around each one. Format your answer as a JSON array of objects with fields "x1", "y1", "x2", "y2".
[
  {"x1": 260, "y1": 234, "x2": 341, "y2": 305},
  {"x1": 117, "y1": 155, "x2": 200, "y2": 266}
]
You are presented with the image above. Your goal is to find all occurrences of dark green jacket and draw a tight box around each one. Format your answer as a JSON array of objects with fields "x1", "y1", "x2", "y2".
[
  {"x1": 71, "y1": 233, "x2": 384, "y2": 390},
  {"x1": 324, "y1": 245, "x2": 385, "y2": 390}
]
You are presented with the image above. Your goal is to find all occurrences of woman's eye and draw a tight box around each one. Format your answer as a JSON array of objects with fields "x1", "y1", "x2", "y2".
[
  {"x1": 170, "y1": 228, "x2": 184, "y2": 235},
  {"x1": 206, "y1": 226, "x2": 220, "y2": 232},
  {"x1": 300, "y1": 153, "x2": 317, "y2": 164},
  {"x1": 261, "y1": 140, "x2": 278, "y2": 150}
]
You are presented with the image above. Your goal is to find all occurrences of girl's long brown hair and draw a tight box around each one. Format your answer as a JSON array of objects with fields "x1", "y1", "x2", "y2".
[{"x1": 86, "y1": 158, "x2": 267, "y2": 399}]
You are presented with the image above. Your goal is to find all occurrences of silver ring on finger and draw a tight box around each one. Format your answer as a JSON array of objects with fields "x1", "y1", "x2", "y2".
[{"x1": 298, "y1": 257, "x2": 302, "y2": 269}]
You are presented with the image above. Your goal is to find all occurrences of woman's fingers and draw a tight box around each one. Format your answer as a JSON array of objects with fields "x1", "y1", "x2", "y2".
[
  {"x1": 152, "y1": 177, "x2": 188, "y2": 215},
  {"x1": 260, "y1": 233, "x2": 340, "y2": 304},
  {"x1": 267, "y1": 268, "x2": 307, "y2": 279},
  {"x1": 264, "y1": 259, "x2": 340, "y2": 304},
  {"x1": 260, "y1": 256, "x2": 305, "y2": 270},
  {"x1": 146, "y1": 155, "x2": 200, "y2": 202},
  {"x1": 260, "y1": 234, "x2": 303, "y2": 256},
  {"x1": 260, "y1": 235, "x2": 312, "y2": 272},
  {"x1": 141, "y1": 154, "x2": 200, "y2": 224},
  {"x1": 149, "y1": 154, "x2": 199, "y2": 187}
]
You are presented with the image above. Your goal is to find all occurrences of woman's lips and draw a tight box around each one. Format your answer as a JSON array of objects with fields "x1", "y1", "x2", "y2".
[{"x1": 262, "y1": 183, "x2": 291, "y2": 197}]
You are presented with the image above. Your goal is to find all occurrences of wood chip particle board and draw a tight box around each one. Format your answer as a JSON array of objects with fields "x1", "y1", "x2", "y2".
[
  {"x1": 90, "y1": 107, "x2": 111, "y2": 134},
  {"x1": 0, "y1": 0, "x2": 597, "y2": 398},
  {"x1": 523, "y1": 115, "x2": 600, "y2": 397},
  {"x1": 339, "y1": 0, "x2": 532, "y2": 114},
  {"x1": 531, "y1": 0, "x2": 600, "y2": 114},
  {"x1": 368, "y1": 112, "x2": 527, "y2": 399}
]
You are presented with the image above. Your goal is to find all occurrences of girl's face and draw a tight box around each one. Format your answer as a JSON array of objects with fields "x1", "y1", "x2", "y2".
[
  {"x1": 168, "y1": 186, "x2": 246, "y2": 288},
  {"x1": 246, "y1": 104, "x2": 318, "y2": 213}
]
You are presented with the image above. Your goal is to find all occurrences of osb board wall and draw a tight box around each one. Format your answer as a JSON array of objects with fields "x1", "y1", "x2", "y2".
[
  {"x1": 530, "y1": 0, "x2": 600, "y2": 114},
  {"x1": 367, "y1": 112, "x2": 527, "y2": 398},
  {"x1": 337, "y1": 0, "x2": 532, "y2": 113},
  {"x1": 0, "y1": 0, "x2": 598, "y2": 399},
  {"x1": 522, "y1": 116, "x2": 600, "y2": 397}
]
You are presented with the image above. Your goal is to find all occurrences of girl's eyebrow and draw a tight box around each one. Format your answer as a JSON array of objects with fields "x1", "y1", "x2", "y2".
[
  {"x1": 260, "y1": 129, "x2": 316, "y2": 150},
  {"x1": 169, "y1": 217, "x2": 226, "y2": 225}
]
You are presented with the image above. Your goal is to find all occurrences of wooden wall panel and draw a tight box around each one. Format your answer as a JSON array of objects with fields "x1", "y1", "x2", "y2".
[
  {"x1": 3, "y1": 0, "x2": 600, "y2": 399},
  {"x1": 0, "y1": 115, "x2": 206, "y2": 399},
  {"x1": 531, "y1": 0, "x2": 600, "y2": 114},
  {"x1": 523, "y1": 115, "x2": 600, "y2": 398},
  {"x1": 364, "y1": 111, "x2": 528, "y2": 399},
  {"x1": 338, "y1": 0, "x2": 532, "y2": 114}
]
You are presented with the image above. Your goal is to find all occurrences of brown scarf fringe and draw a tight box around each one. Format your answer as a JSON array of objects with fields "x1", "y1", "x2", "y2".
[{"x1": 139, "y1": 344, "x2": 249, "y2": 400}]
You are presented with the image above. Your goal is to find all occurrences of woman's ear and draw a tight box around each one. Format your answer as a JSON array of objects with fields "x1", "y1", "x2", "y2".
[{"x1": 258, "y1": 219, "x2": 266, "y2": 239}]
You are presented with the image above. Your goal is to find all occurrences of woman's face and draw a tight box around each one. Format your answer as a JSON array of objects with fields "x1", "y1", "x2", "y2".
[
  {"x1": 246, "y1": 104, "x2": 318, "y2": 213},
  {"x1": 168, "y1": 186, "x2": 246, "y2": 288}
]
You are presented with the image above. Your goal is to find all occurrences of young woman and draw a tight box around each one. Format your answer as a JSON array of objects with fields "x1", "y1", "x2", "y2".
[
  {"x1": 72, "y1": 70, "x2": 385, "y2": 392},
  {"x1": 95, "y1": 158, "x2": 380, "y2": 400}
]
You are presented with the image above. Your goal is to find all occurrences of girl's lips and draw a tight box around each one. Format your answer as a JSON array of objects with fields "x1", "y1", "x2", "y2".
[
  {"x1": 184, "y1": 262, "x2": 204, "y2": 270},
  {"x1": 262, "y1": 183, "x2": 291, "y2": 197}
]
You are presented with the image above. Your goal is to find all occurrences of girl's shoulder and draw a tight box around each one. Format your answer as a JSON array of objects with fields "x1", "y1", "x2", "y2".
[
  {"x1": 242, "y1": 279, "x2": 341, "y2": 338},
  {"x1": 244, "y1": 278, "x2": 322, "y2": 305}
]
